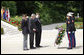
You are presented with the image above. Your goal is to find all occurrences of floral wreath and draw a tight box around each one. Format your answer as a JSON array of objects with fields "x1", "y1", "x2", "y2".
[{"x1": 55, "y1": 27, "x2": 65, "y2": 45}]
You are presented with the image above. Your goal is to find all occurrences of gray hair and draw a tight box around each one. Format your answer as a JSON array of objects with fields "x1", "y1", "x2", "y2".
[{"x1": 31, "y1": 13, "x2": 36, "y2": 17}]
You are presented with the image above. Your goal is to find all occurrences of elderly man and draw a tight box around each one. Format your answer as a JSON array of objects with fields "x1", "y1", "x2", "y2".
[{"x1": 29, "y1": 14, "x2": 37, "y2": 49}]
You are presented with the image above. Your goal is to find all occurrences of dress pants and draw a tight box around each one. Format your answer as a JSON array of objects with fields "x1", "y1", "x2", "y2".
[
  {"x1": 23, "y1": 34, "x2": 28, "y2": 49},
  {"x1": 35, "y1": 30, "x2": 42, "y2": 46},
  {"x1": 72, "y1": 31, "x2": 76, "y2": 47},
  {"x1": 67, "y1": 31, "x2": 72, "y2": 48},
  {"x1": 30, "y1": 32, "x2": 34, "y2": 48}
]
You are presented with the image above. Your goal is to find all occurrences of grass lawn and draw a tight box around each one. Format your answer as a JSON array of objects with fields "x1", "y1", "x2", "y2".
[
  {"x1": 1, "y1": 27, "x2": 4, "y2": 34},
  {"x1": 56, "y1": 22, "x2": 83, "y2": 29}
]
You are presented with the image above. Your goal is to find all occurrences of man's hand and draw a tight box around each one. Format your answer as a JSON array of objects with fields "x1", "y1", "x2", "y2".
[
  {"x1": 22, "y1": 17, "x2": 25, "y2": 19},
  {"x1": 72, "y1": 20, "x2": 74, "y2": 22},
  {"x1": 33, "y1": 29, "x2": 36, "y2": 31},
  {"x1": 68, "y1": 21, "x2": 70, "y2": 24},
  {"x1": 68, "y1": 32, "x2": 71, "y2": 34}
]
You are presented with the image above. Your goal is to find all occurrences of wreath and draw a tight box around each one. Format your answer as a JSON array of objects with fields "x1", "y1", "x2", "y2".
[{"x1": 55, "y1": 27, "x2": 65, "y2": 45}]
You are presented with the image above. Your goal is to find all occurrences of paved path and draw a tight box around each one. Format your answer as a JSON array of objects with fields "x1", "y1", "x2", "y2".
[
  {"x1": 42, "y1": 23, "x2": 65, "y2": 30},
  {"x1": 1, "y1": 21, "x2": 83, "y2": 54}
]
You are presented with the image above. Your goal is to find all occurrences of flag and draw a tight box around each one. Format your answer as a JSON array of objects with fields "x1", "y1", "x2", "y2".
[
  {"x1": 8, "y1": 8, "x2": 10, "y2": 22},
  {"x1": 5, "y1": 9, "x2": 8, "y2": 21},
  {"x1": 3, "y1": 9, "x2": 6, "y2": 20},
  {"x1": 1, "y1": 8, "x2": 3, "y2": 19}
]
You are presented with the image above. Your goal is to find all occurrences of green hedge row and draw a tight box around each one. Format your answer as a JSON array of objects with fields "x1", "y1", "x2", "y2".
[
  {"x1": 75, "y1": 17, "x2": 83, "y2": 22},
  {"x1": 1, "y1": 27, "x2": 4, "y2": 34},
  {"x1": 56, "y1": 22, "x2": 83, "y2": 29}
]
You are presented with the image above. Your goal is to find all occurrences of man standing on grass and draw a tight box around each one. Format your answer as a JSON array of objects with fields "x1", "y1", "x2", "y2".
[
  {"x1": 29, "y1": 14, "x2": 37, "y2": 49},
  {"x1": 21, "y1": 14, "x2": 30, "y2": 50},
  {"x1": 70, "y1": 13, "x2": 76, "y2": 48},
  {"x1": 34, "y1": 13, "x2": 42, "y2": 47},
  {"x1": 66, "y1": 12, "x2": 76, "y2": 49},
  {"x1": 66, "y1": 13, "x2": 73, "y2": 49}
]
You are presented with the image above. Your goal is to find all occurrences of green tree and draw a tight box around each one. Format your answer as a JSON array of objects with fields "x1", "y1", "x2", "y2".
[{"x1": 15, "y1": 1, "x2": 37, "y2": 16}]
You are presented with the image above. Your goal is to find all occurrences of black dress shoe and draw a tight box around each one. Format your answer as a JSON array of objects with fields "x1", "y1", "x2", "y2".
[
  {"x1": 73, "y1": 46, "x2": 76, "y2": 48},
  {"x1": 36, "y1": 46, "x2": 43, "y2": 48},
  {"x1": 30, "y1": 47, "x2": 36, "y2": 49},
  {"x1": 73, "y1": 46, "x2": 76, "y2": 47},
  {"x1": 23, "y1": 49, "x2": 29, "y2": 50},
  {"x1": 67, "y1": 47, "x2": 72, "y2": 49}
]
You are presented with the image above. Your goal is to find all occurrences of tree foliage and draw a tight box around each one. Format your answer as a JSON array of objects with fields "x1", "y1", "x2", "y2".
[{"x1": 1, "y1": 1, "x2": 83, "y2": 25}]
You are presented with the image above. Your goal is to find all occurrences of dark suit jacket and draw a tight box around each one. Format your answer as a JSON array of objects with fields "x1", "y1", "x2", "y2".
[
  {"x1": 66, "y1": 18, "x2": 72, "y2": 32},
  {"x1": 66, "y1": 17, "x2": 76, "y2": 32},
  {"x1": 30, "y1": 18, "x2": 37, "y2": 33},
  {"x1": 21, "y1": 18, "x2": 30, "y2": 34},
  {"x1": 34, "y1": 18, "x2": 42, "y2": 32},
  {"x1": 71, "y1": 17, "x2": 76, "y2": 31}
]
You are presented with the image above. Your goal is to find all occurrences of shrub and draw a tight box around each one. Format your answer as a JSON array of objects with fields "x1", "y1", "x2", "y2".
[
  {"x1": 56, "y1": 22, "x2": 83, "y2": 29},
  {"x1": 75, "y1": 17, "x2": 83, "y2": 22},
  {"x1": 18, "y1": 24, "x2": 22, "y2": 31},
  {"x1": 1, "y1": 27, "x2": 4, "y2": 34}
]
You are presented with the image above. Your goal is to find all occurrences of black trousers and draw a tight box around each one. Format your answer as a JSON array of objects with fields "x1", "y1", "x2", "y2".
[
  {"x1": 30, "y1": 32, "x2": 34, "y2": 47},
  {"x1": 35, "y1": 30, "x2": 42, "y2": 46}
]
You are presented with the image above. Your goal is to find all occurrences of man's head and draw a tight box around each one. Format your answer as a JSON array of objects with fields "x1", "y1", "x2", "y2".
[
  {"x1": 67, "y1": 12, "x2": 72, "y2": 19},
  {"x1": 36, "y1": 13, "x2": 40, "y2": 18},
  {"x1": 36, "y1": 13, "x2": 39, "y2": 15},
  {"x1": 71, "y1": 14, "x2": 74, "y2": 18},
  {"x1": 31, "y1": 13, "x2": 36, "y2": 19},
  {"x1": 22, "y1": 14, "x2": 27, "y2": 19},
  {"x1": 67, "y1": 16, "x2": 70, "y2": 19}
]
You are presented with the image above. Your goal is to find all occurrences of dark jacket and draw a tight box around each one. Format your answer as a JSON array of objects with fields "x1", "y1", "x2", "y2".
[
  {"x1": 34, "y1": 18, "x2": 42, "y2": 32},
  {"x1": 21, "y1": 18, "x2": 30, "y2": 34},
  {"x1": 30, "y1": 18, "x2": 37, "y2": 33},
  {"x1": 66, "y1": 18, "x2": 72, "y2": 32},
  {"x1": 66, "y1": 17, "x2": 76, "y2": 32},
  {"x1": 71, "y1": 17, "x2": 76, "y2": 31}
]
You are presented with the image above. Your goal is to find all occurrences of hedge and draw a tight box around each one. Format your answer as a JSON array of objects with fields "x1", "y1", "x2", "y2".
[{"x1": 1, "y1": 27, "x2": 4, "y2": 34}]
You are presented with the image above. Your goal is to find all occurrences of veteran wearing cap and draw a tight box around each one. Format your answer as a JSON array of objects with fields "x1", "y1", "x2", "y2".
[{"x1": 66, "y1": 12, "x2": 76, "y2": 49}]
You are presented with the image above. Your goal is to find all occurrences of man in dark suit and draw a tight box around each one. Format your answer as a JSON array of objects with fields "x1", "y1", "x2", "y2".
[
  {"x1": 29, "y1": 14, "x2": 37, "y2": 49},
  {"x1": 66, "y1": 14, "x2": 73, "y2": 49},
  {"x1": 35, "y1": 13, "x2": 42, "y2": 47},
  {"x1": 66, "y1": 13, "x2": 76, "y2": 49},
  {"x1": 70, "y1": 14, "x2": 76, "y2": 48},
  {"x1": 21, "y1": 14, "x2": 30, "y2": 50}
]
